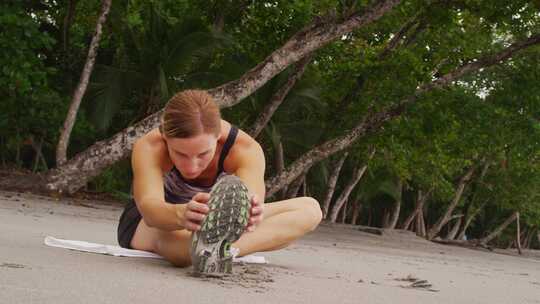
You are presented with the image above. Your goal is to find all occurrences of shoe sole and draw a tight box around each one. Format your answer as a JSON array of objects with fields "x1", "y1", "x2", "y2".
[{"x1": 190, "y1": 175, "x2": 250, "y2": 276}]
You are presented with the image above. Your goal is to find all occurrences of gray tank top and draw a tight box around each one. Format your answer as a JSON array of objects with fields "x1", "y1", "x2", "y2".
[{"x1": 163, "y1": 126, "x2": 238, "y2": 204}]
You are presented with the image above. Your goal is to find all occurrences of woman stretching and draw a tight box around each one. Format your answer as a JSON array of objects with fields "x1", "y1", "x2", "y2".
[{"x1": 117, "y1": 90, "x2": 322, "y2": 274}]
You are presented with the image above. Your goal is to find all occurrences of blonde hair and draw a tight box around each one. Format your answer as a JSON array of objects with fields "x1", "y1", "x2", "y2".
[{"x1": 159, "y1": 90, "x2": 221, "y2": 138}]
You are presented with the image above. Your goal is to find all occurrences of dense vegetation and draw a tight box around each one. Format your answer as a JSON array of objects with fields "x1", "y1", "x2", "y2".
[{"x1": 1, "y1": 0, "x2": 539, "y2": 249}]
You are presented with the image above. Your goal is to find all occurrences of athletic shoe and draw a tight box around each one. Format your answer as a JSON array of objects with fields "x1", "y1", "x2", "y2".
[{"x1": 190, "y1": 175, "x2": 250, "y2": 276}]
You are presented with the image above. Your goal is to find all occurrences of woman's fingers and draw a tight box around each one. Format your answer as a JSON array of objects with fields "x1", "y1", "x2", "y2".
[
  {"x1": 184, "y1": 221, "x2": 201, "y2": 231},
  {"x1": 250, "y1": 206, "x2": 263, "y2": 215},
  {"x1": 246, "y1": 195, "x2": 264, "y2": 233},
  {"x1": 187, "y1": 200, "x2": 209, "y2": 214},
  {"x1": 185, "y1": 210, "x2": 205, "y2": 222},
  {"x1": 191, "y1": 192, "x2": 210, "y2": 204}
]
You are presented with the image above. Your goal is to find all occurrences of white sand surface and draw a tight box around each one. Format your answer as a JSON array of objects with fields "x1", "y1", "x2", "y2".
[{"x1": 1, "y1": 190, "x2": 539, "y2": 304}]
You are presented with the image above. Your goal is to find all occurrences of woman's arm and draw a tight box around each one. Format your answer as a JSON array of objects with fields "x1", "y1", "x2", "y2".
[
  {"x1": 230, "y1": 137, "x2": 266, "y2": 202},
  {"x1": 131, "y1": 138, "x2": 187, "y2": 231},
  {"x1": 227, "y1": 131, "x2": 266, "y2": 231}
]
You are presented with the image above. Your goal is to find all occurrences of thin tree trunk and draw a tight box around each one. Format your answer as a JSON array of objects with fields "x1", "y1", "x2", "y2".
[
  {"x1": 31, "y1": 136, "x2": 47, "y2": 172},
  {"x1": 456, "y1": 200, "x2": 487, "y2": 240},
  {"x1": 301, "y1": 175, "x2": 307, "y2": 197},
  {"x1": 382, "y1": 209, "x2": 390, "y2": 228},
  {"x1": 456, "y1": 162, "x2": 490, "y2": 239},
  {"x1": 340, "y1": 199, "x2": 349, "y2": 224},
  {"x1": 285, "y1": 168, "x2": 309, "y2": 198},
  {"x1": 516, "y1": 212, "x2": 522, "y2": 255},
  {"x1": 524, "y1": 226, "x2": 536, "y2": 249},
  {"x1": 351, "y1": 200, "x2": 360, "y2": 225},
  {"x1": 273, "y1": 138, "x2": 287, "y2": 200},
  {"x1": 508, "y1": 222, "x2": 528, "y2": 250},
  {"x1": 56, "y1": 0, "x2": 112, "y2": 166},
  {"x1": 386, "y1": 179, "x2": 403, "y2": 229},
  {"x1": 478, "y1": 211, "x2": 519, "y2": 246},
  {"x1": 401, "y1": 189, "x2": 430, "y2": 230},
  {"x1": 519, "y1": 228, "x2": 528, "y2": 249},
  {"x1": 46, "y1": 29, "x2": 540, "y2": 194},
  {"x1": 322, "y1": 152, "x2": 348, "y2": 219},
  {"x1": 427, "y1": 166, "x2": 476, "y2": 240},
  {"x1": 446, "y1": 217, "x2": 462, "y2": 240},
  {"x1": 249, "y1": 55, "x2": 312, "y2": 138},
  {"x1": 416, "y1": 210, "x2": 426, "y2": 238},
  {"x1": 328, "y1": 151, "x2": 374, "y2": 223},
  {"x1": 420, "y1": 212, "x2": 427, "y2": 237}
]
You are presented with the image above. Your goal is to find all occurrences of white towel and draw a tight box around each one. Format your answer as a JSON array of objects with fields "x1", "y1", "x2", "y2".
[{"x1": 44, "y1": 236, "x2": 267, "y2": 264}]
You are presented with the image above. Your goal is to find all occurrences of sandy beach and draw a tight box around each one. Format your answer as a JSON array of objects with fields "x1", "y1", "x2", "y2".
[{"x1": 1, "y1": 190, "x2": 539, "y2": 304}]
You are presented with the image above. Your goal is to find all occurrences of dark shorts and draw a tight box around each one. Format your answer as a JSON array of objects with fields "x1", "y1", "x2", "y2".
[{"x1": 117, "y1": 200, "x2": 142, "y2": 249}]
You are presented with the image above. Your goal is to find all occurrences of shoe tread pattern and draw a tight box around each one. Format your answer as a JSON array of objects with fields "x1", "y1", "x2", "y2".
[{"x1": 196, "y1": 175, "x2": 250, "y2": 246}]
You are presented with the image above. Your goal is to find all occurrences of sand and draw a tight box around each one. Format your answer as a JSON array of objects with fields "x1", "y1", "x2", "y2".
[{"x1": 0, "y1": 190, "x2": 539, "y2": 304}]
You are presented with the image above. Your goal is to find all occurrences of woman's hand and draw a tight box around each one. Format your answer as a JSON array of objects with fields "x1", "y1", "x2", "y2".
[
  {"x1": 176, "y1": 192, "x2": 210, "y2": 232},
  {"x1": 246, "y1": 195, "x2": 264, "y2": 232}
]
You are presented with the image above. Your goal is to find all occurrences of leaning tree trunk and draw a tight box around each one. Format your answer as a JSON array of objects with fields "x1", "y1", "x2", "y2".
[
  {"x1": 416, "y1": 210, "x2": 427, "y2": 238},
  {"x1": 427, "y1": 166, "x2": 476, "y2": 240},
  {"x1": 301, "y1": 175, "x2": 308, "y2": 197},
  {"x1": 445, "y1": 217, "x2": 462, "y2": 240},
  {"x1": 509, "y1": 228, "x2": 527, "y2": 249},
  {"x1": 520, "y1": 227, "x2": 529, "y2": 248},
  {"x1": 350, "y1": 200, "x2": 361, "y2": 225},
  {"x1": 455, "y1": 200, "x2": 487, "y2": 241},
  {"x1": 249, "y1": 55, "x2": 312, "y2": 138},
  {"x1": 385, "y1": 179, "x2": 403, "y2": 229},
  {"x1": 56, "y1": 0, "x2": 112, "y2": 166},
  {"x1": 328, "y1": 154, "x2": 373, "y2": 223},
  {"x1": 47, "y1": 32, "x2": 540, "y2": 194},
  {"x1": 524, "y1": 226, "x2": 537, "y2": 249},
  {"x1": 273, "y1": 138, "x2": 287, "y2": 200},
  {"x1": 478, "y1": 211, "x2": 519, "y2": 246},
  {"x1": 382, "y1": 209, "x2": 390, "y2": 228},
  {"x1": 455, "y1": 162, "x2": 490, "y2": 239},
  {"x1": 322, "y1": 152, "x2": 348, "y2": 219},
  {"x1": 340, "y1": 199, "x2": 349, "y2": 224},
  {"x1": 401, "y1": 189, "x2": 430, "y2": 230},
  {"x1": 284, "y1": 168, "x2": 310, "y2": 199}
]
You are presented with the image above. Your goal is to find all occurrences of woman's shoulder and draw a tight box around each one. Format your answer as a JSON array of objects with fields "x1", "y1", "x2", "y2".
[
  {"x1": 231, "y1": 126, "x2": 261, "y2": 152},
  {"x1": 134, "y1": 128, "x2": 166, "y2": 151},
  {"x1": 132, "y1": 128, "x2": 172, "y2": 171},
  {"x1": 224, "y1": 126, "x2": 265, "y2": 171}
]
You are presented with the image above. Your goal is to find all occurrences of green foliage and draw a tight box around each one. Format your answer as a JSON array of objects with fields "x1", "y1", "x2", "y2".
[
  {"x1": 0, "y1": 2, "x2": 64, "y2": 168},
  {"x1": 1, "y1": 0, "x2": 539, "y2": 238},
  {"x1": 87, "y1": 159, "x2": 132, "y2": 202}
]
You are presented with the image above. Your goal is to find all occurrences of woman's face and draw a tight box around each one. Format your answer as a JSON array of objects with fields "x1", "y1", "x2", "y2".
[{"x1": 164, "y1": 133, "x2": 218, "y2": 179}]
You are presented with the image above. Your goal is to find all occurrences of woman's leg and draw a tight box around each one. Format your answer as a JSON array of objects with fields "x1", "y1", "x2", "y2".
[
  {"x1": 129, "y1": 196, "x2": 322, "y2": 267},
  {"x1": 232, "y1": 196, "x2": 322, "y2": 256},
  {"x1": 130, "y1": 219, "x2": 193, "y2": 267}
]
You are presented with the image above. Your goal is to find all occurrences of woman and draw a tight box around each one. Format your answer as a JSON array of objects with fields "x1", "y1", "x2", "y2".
[{"x1": 117, "y1": 90, "x2": 322, "y2": 268}]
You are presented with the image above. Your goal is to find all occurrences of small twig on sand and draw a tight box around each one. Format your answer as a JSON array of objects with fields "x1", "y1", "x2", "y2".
[{"x1": 395, "y1": 275, "x2": 439, "y2": 292}]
